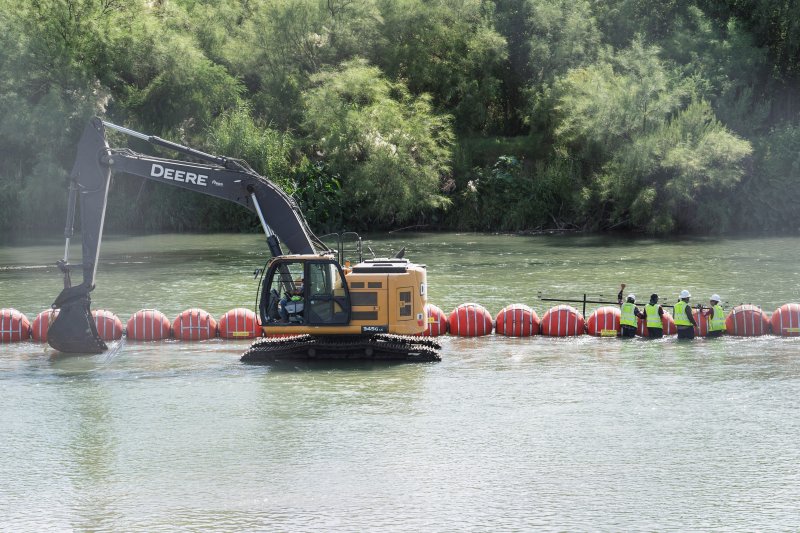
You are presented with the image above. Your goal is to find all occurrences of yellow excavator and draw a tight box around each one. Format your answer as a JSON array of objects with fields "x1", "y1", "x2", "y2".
[{"x1": 47, "y1": 118, "x2": 440, "y2": 362}]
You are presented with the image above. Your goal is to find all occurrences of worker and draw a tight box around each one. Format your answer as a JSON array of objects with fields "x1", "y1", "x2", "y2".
[
  {"x1": 674, "y1": 289, "x2": 698, "y2": 339},
  {"x1": 617, "y1": 283, "x2": 642, "y2": 338},
  {"x1": 279, "y1": 281, "x2": 305, "y2": 323},
  {"x1": 702, "y1": 294, "x2": 726, "y2": 338},
  {"x1": 642, "y1": 293, "x2": 665, "y2": 338}
]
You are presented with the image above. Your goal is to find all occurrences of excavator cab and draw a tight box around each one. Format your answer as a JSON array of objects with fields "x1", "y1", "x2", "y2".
[{"x1": 259, "y1": 256, "x2": 351, "y2": 328}]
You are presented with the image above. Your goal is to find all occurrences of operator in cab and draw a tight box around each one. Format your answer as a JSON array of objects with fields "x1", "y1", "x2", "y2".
[
  {"x1": 279, "y1": 280, "x2": 305, "y2": 323},
  {"x1": 674, "y1": 289, "x2": 698, "y2": 339},
  {"x1": 617, "y1": 283, "x2": 643, "y2": 338}
]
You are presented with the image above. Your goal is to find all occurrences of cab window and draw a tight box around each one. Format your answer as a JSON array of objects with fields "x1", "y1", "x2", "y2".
[{"x1": 306, "y1": 262, "x2": 350, "y2": 325}]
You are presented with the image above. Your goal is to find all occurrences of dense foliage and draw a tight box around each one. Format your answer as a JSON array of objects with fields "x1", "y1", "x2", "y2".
[{"x1": 0, "y1": 0, "x2": 798, "y2": 235}]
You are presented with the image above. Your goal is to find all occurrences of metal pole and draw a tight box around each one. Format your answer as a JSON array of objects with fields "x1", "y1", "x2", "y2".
[
  {"x1": 539, "y1": 297, "x2": 674, "y2": 309},
  {"x1": 250, "y1": 193, "x2": 274, "y2": 238}
]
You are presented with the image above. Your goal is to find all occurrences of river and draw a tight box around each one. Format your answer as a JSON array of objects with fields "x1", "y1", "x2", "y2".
[{"x1": 1, "y1": 232, "x2": 799, "y2": 531}]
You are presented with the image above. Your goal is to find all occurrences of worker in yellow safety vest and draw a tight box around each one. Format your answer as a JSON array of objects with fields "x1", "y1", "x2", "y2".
[
  {"x1": 642, "y1": 293, "x2": 665, "y2": 338},
  {"x1": 674, "y1": 289, "x2": 698, "y2": 339},
  {"x1": 617, "y1": 283, "x2": 643, "y2": 338},
  {"x1": 702, "y1": 294, "x2": 726, "y2": 338}
]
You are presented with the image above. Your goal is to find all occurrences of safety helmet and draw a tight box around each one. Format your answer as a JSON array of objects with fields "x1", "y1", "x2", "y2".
[
  {"x1": 680, "y1": 289, "x2": 691, "y2": 299},
  {"x1": 710, "y1": 294, "x2": 721, "y2": 302},
  {"x1": 627, "y1": 294, "x2": 636, "y2": 302}
]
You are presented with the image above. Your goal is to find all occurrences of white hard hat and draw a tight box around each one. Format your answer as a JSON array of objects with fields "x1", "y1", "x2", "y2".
[
  {"x1": 627, "y1": 293, "x2": 636, "y2": 301},
  {"x1": 710, "y1": 294, "x2": 721, "y2": 302},
  {"x1": 680, "y1": 289, "x2": 691, "y2": 299}
]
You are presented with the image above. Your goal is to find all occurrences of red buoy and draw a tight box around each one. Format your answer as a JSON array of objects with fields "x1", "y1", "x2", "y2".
[
  {"x1": 421, "y1": 304, "x2": 448, "y2": 337},
  {"x1": 540, "y1": 305, "x2": 584, "y2": 337},
  {"x1": 0, "y1": 308, "x2": 31, "y2": 343},
  {"x1": 91, "y1": 309, "x2": 124, "y2": 341},
  {"x1": 172, "y1": 308, "x2": 217, "y2": 341},
  {"x1": 771, "y1": 303, "x2": 800, "y2": 337},
  {"x1": 637, "y1": 312, "x2": 677, "y2": 337},
  {"x1": 495, "y1": 304, "x2": 539, "y2": 337},
  {"x1": 218, "y1": 308, "x2": 261, "y2": 339},
  {"x1": 126, "y1": 309, "x2": 172, "y2": 341},
  {"x1": 726, "y1": 305, "x2": 769, "y2": 336},
  {"x1": 693, "y1": 309, "x2": 709, "y2": 337},
  {"x1": 31, "y1": 309, "x2": 58, "y2": 342},
  {"x1": 586, "y1": 306, "x2": 620, "y2": 337},
  {"x1": 448, "y1": 303, "x2": 493, "y2": 337}
]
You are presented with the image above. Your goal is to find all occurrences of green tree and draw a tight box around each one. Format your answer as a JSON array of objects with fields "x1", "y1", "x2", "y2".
[
  {"x1": 302, "y1": 59, "x2": 453, "y2": 226},
  {"x1": 552, "y1": 41, "x2": 751, "y2": 233},
  {"x1": 374, "y1": 0, "x2": 507, "y2": 133}
]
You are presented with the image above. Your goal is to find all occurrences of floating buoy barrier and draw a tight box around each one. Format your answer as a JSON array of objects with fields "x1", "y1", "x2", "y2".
[
  {"x1": 771, "y1": 303, "x2": 800, "y2": 337},
  {"x1": 92, "y1": 309, "x2": 124, "y2": 341},
  {"x1": 495, "y1": 304, "x2": 539, "y2": 337},
  {"x1": 541, "y1": 305, "x2": 584, "y2": 337},
  {"x1": 449, "y1": 303, "x2": 493, "y2": 337},
  {"x1": 420, "y1": 304, "x2": 448, "y2": 337},
  {"x1": 693, "y1": 309, "x2": 709, "y2": 337},
  {"x1": 726, "y1": 305, "x2": 769, "y2": 337},
  {"x1": 218, "y1": 308, "x2": 261, "y2": 339},
  {"x1": 586, "y1": 306, "x2": 620, "y2": 337},
  {"x1": 637, "y1": 312, "x2": 677, "y2": 337},
  {"x1": 31, "y1": 309, "x2": 58, "y2": 343},
  {"x1": 172, "y1": 308, "x2": 217, "y2": 341},
  {"x1": 7, "y1": 298, "x2": 800, "y2": 345},
  {"x1": 127, "y1": 309, "x2": 172, "y2": 341},
  {"x1": 0, "y1": 308, "x2": 31, "y2": 343}
]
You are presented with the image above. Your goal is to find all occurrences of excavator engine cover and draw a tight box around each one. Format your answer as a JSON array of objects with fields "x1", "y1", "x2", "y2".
[{"x1": 48, "y1": 287, "x2": 107, "y2": 354}]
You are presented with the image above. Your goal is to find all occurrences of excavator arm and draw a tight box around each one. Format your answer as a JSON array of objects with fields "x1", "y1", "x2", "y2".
[{"x1": 48, "y1": 117, "x2": 329, "y2": 353}]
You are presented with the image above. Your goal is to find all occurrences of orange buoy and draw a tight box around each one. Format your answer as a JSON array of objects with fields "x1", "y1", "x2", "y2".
[
  {"x1": 172, "y1": 308, "x2": 217, "y2": 341},
  {"x1": 495, "y1": 304, "x2": 539, "y2": 337},
  {"x1": 448, "y1": 303, "x2": 493, "y2": 337},
  {"x1": 218, "y1": 308, "x2": 261, "y2": 339},
  {"x1": 91, "y1": 309, "x2": 124, "y2": 341},
  {"x1": 31, "y1": 309, "x2": 58, "y2": 342},
  {"x1": 693, "y1": 309, "x2": 709, "y2": 337},
  {"x1": 586, "y1": 306, "x2": 620, "y2": 337},
  {"x1": 771, "y1": 303, "x2": 800, "y2": 337},
  {"x1": 637, "y1": 312, "x2": 677, "y2": 337},
  {"x1": 726, "y1": 304, "x2": 769, "y2": 336},
  {"x1": 126, "y1": 309, "x2": 172, "y2": 341},
  {"x1": 421, "y1": 304, "x2": 448, "y2": 337},
  {"x1": 0, "y1": 308, "x2": 31, "y2": 343},
  {"x1": 540, "y1": 305, "x2": 584, "y2": 337}
]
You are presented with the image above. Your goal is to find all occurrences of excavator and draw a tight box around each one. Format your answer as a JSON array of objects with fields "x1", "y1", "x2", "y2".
[{"x1": 47, "y1": 117, "x2": 440, "y2": 362}]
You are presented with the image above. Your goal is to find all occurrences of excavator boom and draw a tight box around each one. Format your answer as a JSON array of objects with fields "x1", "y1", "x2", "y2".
[{"x1": 48, "y1": 118, "x2": 328, "y2": 353}]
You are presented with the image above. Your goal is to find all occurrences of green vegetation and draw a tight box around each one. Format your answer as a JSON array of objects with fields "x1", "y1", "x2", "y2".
[{"x1": 0, "y1": 0, "x2": 798, "y2": 235}]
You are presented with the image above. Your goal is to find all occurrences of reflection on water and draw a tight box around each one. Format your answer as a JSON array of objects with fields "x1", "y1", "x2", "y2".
[{"x1": 2, "y1": 233, "x2": 800, "y2": 530}]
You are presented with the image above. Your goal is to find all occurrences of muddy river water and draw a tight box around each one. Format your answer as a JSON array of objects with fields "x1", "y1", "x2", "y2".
[{"x1": 1, "y1": 232, "x2": 799, "y2": 531}]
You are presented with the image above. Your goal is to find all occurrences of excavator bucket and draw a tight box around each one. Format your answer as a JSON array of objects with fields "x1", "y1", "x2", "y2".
[{"x1": 47, "y1": 285, "x2": 107, "y2": 354}]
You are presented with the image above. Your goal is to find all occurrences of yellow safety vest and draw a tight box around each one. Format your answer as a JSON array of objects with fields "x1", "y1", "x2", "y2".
[
  {"x1": 709, "y1": 304, "x2": 725, "y2": 332},
  {"x1": 620, "y1": 302, "x2": 637, "y2": 327},
  {"x1": 645, "y1": 304, "x2": 661, "y2": 328},
  {"x1": 674, "y1": 300, "x2": 692, "y2": 327}
]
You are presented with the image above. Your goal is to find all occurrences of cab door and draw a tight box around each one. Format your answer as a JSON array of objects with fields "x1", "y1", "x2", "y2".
[{"x1": 305, "y1": 261, "x2": 351, "y2": 325}]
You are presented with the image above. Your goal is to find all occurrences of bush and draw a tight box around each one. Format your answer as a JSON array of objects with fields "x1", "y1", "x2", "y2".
[{"x1": 302, "y1": 59, "x2": 454, "y2": 226}]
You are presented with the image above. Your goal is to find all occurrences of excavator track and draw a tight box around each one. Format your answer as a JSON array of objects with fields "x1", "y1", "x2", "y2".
[{"x1": 241, "y1": 334, "x2": 441, "y2": 364}]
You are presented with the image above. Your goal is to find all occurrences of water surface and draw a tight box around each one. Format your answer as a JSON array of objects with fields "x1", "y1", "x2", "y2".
[{"x1": 1, "y1": 233, "x2": 799, "y2": 531}]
